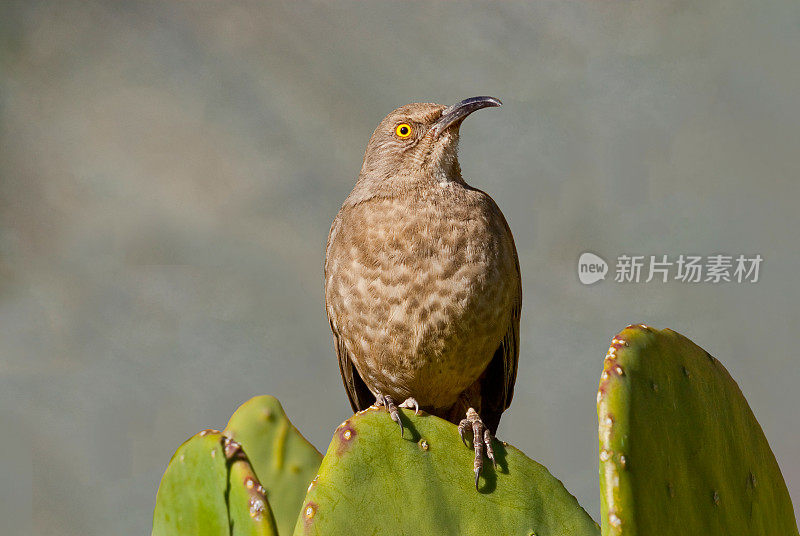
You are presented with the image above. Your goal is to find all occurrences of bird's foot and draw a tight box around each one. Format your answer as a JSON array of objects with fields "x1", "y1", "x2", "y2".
[
  {"x1": 458, "y1": 407, "x2": 496, "y2": 490},
  {"x1": 398, "y1": 397, "x2": 420, "y2": 414},
  {"x1": 374, "y1": 394, "x2": 418, "y2": 437}
]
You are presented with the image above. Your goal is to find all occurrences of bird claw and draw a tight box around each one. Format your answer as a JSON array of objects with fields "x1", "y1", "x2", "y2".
[
  {"x1": 399, "y1": 397, "x2": 420, "y2": 415},
  {"x1": 375, "y1": 394, "x2": 404, "y2": 438},
  {"x1": 458, "y1": 407, "x2": 495, "y2": 490}
]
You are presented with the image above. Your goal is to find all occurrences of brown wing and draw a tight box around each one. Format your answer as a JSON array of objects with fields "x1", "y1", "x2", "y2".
[
  {"x1": 330, "y1": 318, "x2": 374, "y2": 412},
  {"x1": 479, "y1": 301, "x2": 520, "y2": 434},
  {"x1": 477, "y1": 211, "x2": 522, "y2": 435},
  {"x1": 325, "y1": 211, "x2": 374, "y2": 412}
]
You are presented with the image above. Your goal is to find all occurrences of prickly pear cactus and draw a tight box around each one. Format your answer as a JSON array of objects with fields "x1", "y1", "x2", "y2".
[
  {"x1": 293, "y1": 407, "x2": 599, "y2": 536},
  {"x1": 152, "y1": 430, "x2": 278, "y2": 536},
  {"x1": 224, "y1": 396, "x2": 323, "y2": 535},
  {"x1": 597, "y1": 325, "x2": 798, "y2": 535}
]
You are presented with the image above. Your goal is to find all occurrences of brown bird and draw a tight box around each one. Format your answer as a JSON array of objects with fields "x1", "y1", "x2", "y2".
[{"x1": 324, "y1": 97, "x2": 521, "y2": 488}]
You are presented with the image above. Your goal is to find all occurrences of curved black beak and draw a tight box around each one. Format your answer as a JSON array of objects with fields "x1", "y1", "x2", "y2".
[{"x1": 431, "y1": 96, "x2": 502, "y2": 138}]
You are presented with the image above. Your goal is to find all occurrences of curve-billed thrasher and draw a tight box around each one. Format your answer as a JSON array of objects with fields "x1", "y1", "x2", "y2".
[{"x1": 324, "y1": 96, "x2": 521, "y2": 488}]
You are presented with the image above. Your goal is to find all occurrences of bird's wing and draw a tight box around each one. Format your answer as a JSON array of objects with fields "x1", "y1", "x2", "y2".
[
  {"x1": 479, "y1": 214, "x2": 522, "y2": 435},
  {"x1": 480, "y1": 300, "x2": 521, "y2": 434},
  {"x1": 325, "y1": 210, "x2": 374, "y2": 413},
  {"x1": 330, "y1": 319, "x2": 374, "y2": 413}
]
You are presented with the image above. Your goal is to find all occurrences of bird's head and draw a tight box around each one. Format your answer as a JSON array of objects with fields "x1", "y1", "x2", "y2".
[{"x1": 358, "y1": 96, "x2": 502, "y2": 185}]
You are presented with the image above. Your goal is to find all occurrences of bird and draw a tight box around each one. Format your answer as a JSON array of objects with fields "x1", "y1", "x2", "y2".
[{"x1": 324, "y1": 96, "x2": 521, "y2": 489}]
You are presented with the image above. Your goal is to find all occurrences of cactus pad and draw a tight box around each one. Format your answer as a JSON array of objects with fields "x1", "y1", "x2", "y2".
[
  {"x1": 293, "y1": 407, "x2": 599, "y2": 536},
  {"x1": 152, "y1": 430, "x2": 278, "y2": 536},
  {"x1": 597, "y1": 325, "x2": 798, "y2": 535},
  {"x1": 224, "y1": 396, "x2": 323, "y2": 535}
]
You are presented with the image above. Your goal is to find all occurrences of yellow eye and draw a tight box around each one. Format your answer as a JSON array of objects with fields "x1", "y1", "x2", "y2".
[{"x1": 395, "y1": 123, "x2": 413, "y2": 138}]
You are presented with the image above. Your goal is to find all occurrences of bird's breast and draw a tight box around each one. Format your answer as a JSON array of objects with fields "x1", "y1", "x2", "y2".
[{"x1": 325, "y1": 188, "x2": 519, "y2": 408}]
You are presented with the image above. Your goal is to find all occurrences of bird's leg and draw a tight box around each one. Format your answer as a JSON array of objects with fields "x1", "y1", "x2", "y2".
[
  {"x1": 373, "y1": 393, "x2": 412, "y2": 437},
  {"x1": 458, "y1": 407, "x2": 496, "y2": 490}
]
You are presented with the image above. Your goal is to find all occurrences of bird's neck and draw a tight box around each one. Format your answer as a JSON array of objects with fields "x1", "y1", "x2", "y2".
[
  {"x1": 431, "y1": 155, "x2": 463, "y2": 186},
  {"x1": 347, "y1": 164, "x2": 467, "y2": 207}
]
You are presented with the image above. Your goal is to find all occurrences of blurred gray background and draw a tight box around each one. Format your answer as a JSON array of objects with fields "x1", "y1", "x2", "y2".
[{"x1": 1, "y1": 0, "x2": 798, "y2": 533}]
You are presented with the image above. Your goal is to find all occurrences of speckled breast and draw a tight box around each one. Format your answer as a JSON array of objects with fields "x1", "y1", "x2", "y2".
[{"x1": 325, "y1": 186, "x2": 519, "y2": 409}]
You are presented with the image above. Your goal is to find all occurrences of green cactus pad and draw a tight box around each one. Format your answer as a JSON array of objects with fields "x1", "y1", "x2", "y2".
[
  {"x1": 293, "y1": 407, "x2": 599, "y2": 536},
  {"x1": 152, "y1": 430, "x2": 278, "y2": 536},
  {"x1": 597, "y1": 325, "x2": 798, "y2": 535},
  {"x1": 224, "y1": 396, "x2": 323, "y2": 535}
]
